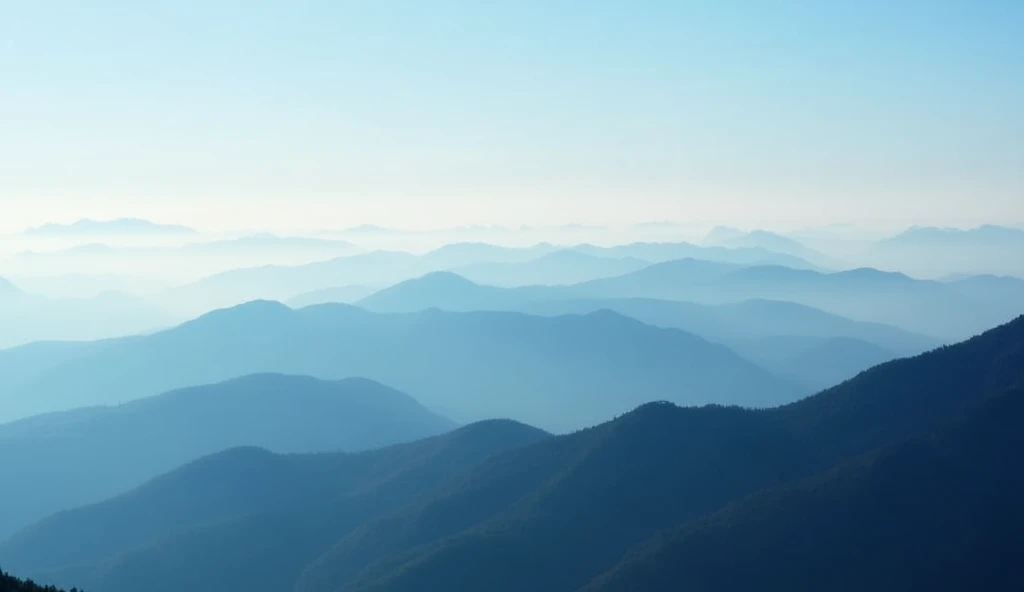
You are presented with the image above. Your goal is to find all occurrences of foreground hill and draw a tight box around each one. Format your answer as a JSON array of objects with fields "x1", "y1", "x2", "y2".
[
  {"x1": 2, "y1": 421, "x2": 548, "y2": 591},
  {"x1": 0, "y1": 569, "x2": 71, "y2": 592},
  {"x1": 0, "y1": 374, "x2": 454, "y2": 539},
  {"x1": 585, "y1": 388, "x2": 1024, "y2": 592},
  {"x1": 292, "y1": 315, "x2": 1023, "y2": 592},
  {"x1": 7, "y1": 316, "x2": 1021, "y2": 592},
  {"x1": 0, "y1": 301, "x2": 797, "y2": 430}
]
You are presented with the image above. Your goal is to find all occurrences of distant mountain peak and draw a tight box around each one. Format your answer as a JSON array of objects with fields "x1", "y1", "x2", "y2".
[
  {"x1": 24, "y1": 218, "x2": 197, "y2": 236},
  {"x1": 176, "y1": 299, "x2": 296, "y2": 333},
  {"x1": 416, "y1": 270, "x2": 477, "y2": 285},
  {"x1": 0, "y1": 276, "x2": 24, "y2": 295},
  {"x1": 882, "y1": 224, "x2": 1024, "y2": 245}
]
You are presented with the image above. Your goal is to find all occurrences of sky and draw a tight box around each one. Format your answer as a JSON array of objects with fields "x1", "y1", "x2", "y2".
[{"x1": 2, "y1": 1, "x2": 1022, "y2": 233}]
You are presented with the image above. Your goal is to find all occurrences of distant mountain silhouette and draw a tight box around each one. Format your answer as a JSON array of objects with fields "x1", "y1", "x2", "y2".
[
  {"x1": 702, "y1": 227, "x2": 837, "y2": 267},
  {"x1": 0, "y1": 301, "x2": 797, "y2": 429},
  {"x1": 570, "y1": 242, "x2": 820, "y2": 270},
  {"x1": 3, "y1": 421, "x2": 548, "y2": 592},
  {"x1": 23, "y1": 218, "x2": 196, "y2": 236},
  {"x1": 584, "y1": 388, "x2": 1024, "y2": 592},
  {"x1": 418, "y1": 242, "x2": 557, "y2": 268},
  {"x1": 8, "y1": 316, "x2": 1022, "y2": 592},
  {"x1": 867, "y1": 225, "x2": 1024, "y2": 277},
  {"x1": 152, "y1": 241, "x2": 822, "y2": 316},
  {"x1": 0, "y1": 374, "x2": 453, "y2": 538},
  {"x1": 286, "y1": 285, "x2": 378, "y2": 307},
  {"x1": 0, "y1": 277, "x2": 26, "y2": 299},
  {"x1": 0, "y1": 282, "x2": 172, "y2": 349},
  {"x1": 9, "y1": 236, "x2": 361, "y2": 290},
  {"x1": 945, "y1": 274, "x2": 1024, "y2": 313},
  {"x1": 357, "y1": 272, "x2": 541, "y2": 313},
  {"x1": 730, "y1": 335, "x2": 897, "y2": 391},
  {"x1": 451, "y1": 250, "x2": 650, "y2": 287},
  {"x1": 5, "y1": 273, "x2": 168, "y2": 300},
  {"x1": 881, "y1": 224, "x2": 1024, "y2": 247},
  {"x1": 159, "y1": 251, "x2": 419, "y2": 314},
  {"x1": 362, "y1": 267, "x2": 945, "y2": 354},
  {"x1": 567, "y1": 261, "x2": 1018, "y2": 339},
  {"x1": 520, "y1": 297, "x2": 936, "y2": 355},
  {"x1": 571, "y1": 258, "x2": 741, "y2": 299},
  {"x1": 352, "y1": 271, "x2": 935, "y2": 388}
]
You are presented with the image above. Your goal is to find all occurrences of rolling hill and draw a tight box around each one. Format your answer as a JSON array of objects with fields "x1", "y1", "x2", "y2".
[
  {"x1": 1, "y1": 420, "x2": 548, "y2": 590},
  {"x1": 0, "y1": 301, "x2": 798, "y2": 430},
  {"x1": 0, "y1": 374, "x2": 454, "y2": 538},
  {"x1": 292, "y1": 315, "x2": 1024, "y2": 592},
  {"x1": 7, "y1": 315, "x2": 1022, "y2": 592},
  {"x1": 6, "y1": 315, "x2": 1015, "y2": 589},
  {"x1": 358, "y1": 273, "x2": 936, "y2": 389}
]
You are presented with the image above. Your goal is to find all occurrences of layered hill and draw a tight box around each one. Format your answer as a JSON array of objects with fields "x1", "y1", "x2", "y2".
[
  {"x1": 0, "y1": 374, "x2": 454, "y2": 538},
  {"x1": 1, "y1": 421, "x2": 548, "y2": 591},
  {"x1": 0, "y1": 301, "x2": 797, "y2": 430},
  {"x1": 8, "y1": 315, "x2": 1019, "y2": 592},
  {"x1": 292, "y1": 315, "x2": 1024, "y2": 592}
]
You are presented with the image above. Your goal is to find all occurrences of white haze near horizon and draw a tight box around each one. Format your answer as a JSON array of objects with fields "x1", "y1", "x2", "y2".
[{"x1": 0, "y1": 217, "x2": 1020, "y2": 288}]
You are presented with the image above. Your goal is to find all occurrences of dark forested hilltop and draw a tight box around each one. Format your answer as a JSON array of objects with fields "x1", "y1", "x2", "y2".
[
  {"x1": 0, "y1": 570, "x2": 72, "y2": 592},
  {"x1": 584, "y1": 387, "x2": 1024, "y2": 592},
  {"x1": 0, "y1": 420, "x2": 549, "y2": 592},
  {"x1": 294, "y1": 316, "x2": 1024, "y2": 592}
]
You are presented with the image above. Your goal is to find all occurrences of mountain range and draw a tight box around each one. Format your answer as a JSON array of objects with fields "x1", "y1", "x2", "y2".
[
  {"x1": 0, "y1": 301, "x2": 798, "y2": 430},
  {"x1": 157, "y1": 242, "x2": 821, "y2": 316},
  {"x1": 866, "y1": 225, "x2": 1024, "y2": 277},
  {"x1": 702, "y1": 227, "x2": 839, "y2": 268},
  {"x1": 23, "y1": 218, "x2": 198, "y2": 237},
  {"x1": 4, "y1": 314, "x2": 1020, "y2": 592},
  {"x1": 364, "y1": 259, "x2": 1020, "y2": 340}
]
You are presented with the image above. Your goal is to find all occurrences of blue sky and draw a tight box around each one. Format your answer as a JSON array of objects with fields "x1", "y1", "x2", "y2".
[{"x1": 2, "y1": 1, "x2": 1022, "y2": 232}]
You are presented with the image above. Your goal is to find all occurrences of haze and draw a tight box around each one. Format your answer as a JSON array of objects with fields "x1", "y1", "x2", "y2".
[{"x1": 1, "y1": 4, "x2": 1023, "y2": 592}]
